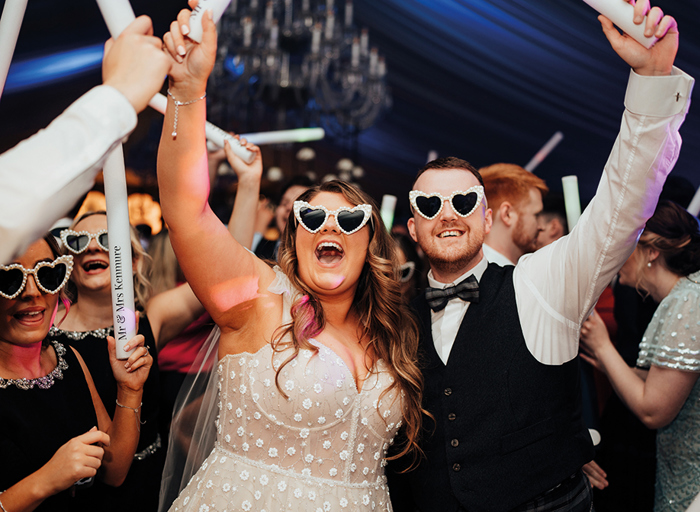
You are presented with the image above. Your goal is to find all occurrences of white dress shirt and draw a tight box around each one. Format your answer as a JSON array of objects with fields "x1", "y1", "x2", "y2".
[
  {"x1": 0, "y1": 85, "x2": 137, "y2": 264},
  {"x1": 429, "y1": 68, "x2": 694, "y2": 366},
  {"x1": 482, "y1": 244, "x2": 515, "y2": 267},
  {"x1": 428, "y1": 257, "x2": 489, "y2": 364}
]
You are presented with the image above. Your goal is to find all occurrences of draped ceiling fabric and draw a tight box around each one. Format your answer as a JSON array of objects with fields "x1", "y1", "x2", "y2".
[{"x1": 0, "y1": 0, "x2": 697, "y2": 211}]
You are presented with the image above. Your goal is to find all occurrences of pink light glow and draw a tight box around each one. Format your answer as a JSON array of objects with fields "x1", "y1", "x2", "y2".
[{"x1": 210, "y1": 275, "x2": 262, "y2": 312}]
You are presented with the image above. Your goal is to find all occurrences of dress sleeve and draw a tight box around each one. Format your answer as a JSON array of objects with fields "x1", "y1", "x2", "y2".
[
  {"x1": 267, "y1": 266, "x2": 301, "y2": 325},
  {"x1": 637, "y1": 280, "x2": 700, "y2": 372}
]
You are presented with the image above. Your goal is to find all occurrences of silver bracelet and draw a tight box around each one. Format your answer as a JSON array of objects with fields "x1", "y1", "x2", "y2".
[
  {"x1": 115, "y1": 399, "x2": 146, "y2": 433},
  {"x1": 167, "y1": 89, "x2": 206, "y2": 137},
  {"x1": 0, "y1": 490, "x2": 8, "y2": 512}
]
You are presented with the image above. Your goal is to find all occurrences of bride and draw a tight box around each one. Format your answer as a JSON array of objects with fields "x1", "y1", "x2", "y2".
[{"x1": 157, "y1": 4, "x2": 425, "y2": 511}]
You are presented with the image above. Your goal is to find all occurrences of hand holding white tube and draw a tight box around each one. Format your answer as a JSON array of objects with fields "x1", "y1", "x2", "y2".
[
  {"x1": 97, "y1": 0, "x2": 254, "y2": 163},
  {"x1": 595, "y1": 0, "x2": 678, "y2": 77},
  {"x1": 101, "y1": 15, "x2": 171, "y2": 114}
]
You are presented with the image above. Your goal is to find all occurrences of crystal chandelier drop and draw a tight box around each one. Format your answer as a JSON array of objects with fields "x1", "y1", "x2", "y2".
[{"x1": 208, "y1": 0, "x2": 391, "y2": 137}]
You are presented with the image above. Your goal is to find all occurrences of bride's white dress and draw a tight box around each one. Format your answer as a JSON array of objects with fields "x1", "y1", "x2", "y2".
[{"x1": 168, "y1": 269, "x2": 403, "y2": 511}]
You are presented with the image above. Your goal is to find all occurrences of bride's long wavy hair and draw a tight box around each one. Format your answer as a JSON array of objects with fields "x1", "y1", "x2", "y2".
[{"x1": 275, "y1": 180, "x2": 425, "y2": 464}]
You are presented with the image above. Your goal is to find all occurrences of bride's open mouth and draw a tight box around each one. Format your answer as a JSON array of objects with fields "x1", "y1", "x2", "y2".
[{"x1": 315, "y1": 241, "x2": 344, "y2": 267}]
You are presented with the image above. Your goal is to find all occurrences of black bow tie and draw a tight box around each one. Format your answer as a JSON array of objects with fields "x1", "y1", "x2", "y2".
[{"x1": 425, "y1": 275, "x2": 479, "y2": 312}]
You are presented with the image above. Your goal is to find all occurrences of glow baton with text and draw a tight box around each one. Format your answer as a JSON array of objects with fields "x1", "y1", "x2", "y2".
[
  {"x1": 562, "y1": 176, "x2": 582, "y2": 230},
  {"x1": 0, "y1": 0, "x2": 28, "y2": 99},
  {"x1": 96, "y1": 0, "x2": 254, "y2": 163},
  {"x1": 102, "y1": 146, "x2": 137, "y2": 360},
  {"x1": 581, "y1": 0, "x2": 658, "y2": 49}
]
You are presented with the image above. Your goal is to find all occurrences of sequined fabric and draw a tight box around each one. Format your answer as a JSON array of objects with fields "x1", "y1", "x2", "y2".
[
  {"x1": 0, "y1": 340, "x2": 68, "y2": 390},
  {"x1": 168, "y1": 268, "x2": 403, "y2": 511},
  {"x1": 636, "y1": 272, "x2": 700, "y2": 511}
]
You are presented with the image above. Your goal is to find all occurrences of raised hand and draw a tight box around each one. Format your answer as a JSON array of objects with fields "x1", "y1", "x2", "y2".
[
  {"x1": 224, "y1": 135, "x2": 263, "y2": 183},
  {"x1": 108, "y1": 333, "x2": 152, "y2": 393},
  {"x1": 162, "y1": 0, "x2": 218, "y2": 98},
  {"x1": 579, "y1": 310, "x2": 613, "y2": 370},
  {"x1": 600, "y1": 0, "x2": 678, "y2": 76},
  {"x1": 38, "y1": 427, "x2": 110, "y2": 495},
  {"x1": 102, "y1": 15, "x2": 171, "y2": 113}
]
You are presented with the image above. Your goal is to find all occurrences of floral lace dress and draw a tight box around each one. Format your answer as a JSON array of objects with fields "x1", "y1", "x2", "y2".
[
  {"x1": 636, "y1": 272, "x2": 700, "y2": 512},
  {"x1": 168, "y1": 268, "x2": 404, "y2": 511}
]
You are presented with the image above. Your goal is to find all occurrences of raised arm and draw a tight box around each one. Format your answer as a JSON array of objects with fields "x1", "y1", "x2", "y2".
[
  {"x1": 515, "y1": 0, "x2": 694, "y2": 364},
  {"x1": 225, "y1": 136, "x2": 263, "y2": 249},
  {"x1": 0, "y1": 16, "x2": 170, "y2": 265},
  {"x1": 157, "y1": 5, "x2": 275, "y2": 329}
]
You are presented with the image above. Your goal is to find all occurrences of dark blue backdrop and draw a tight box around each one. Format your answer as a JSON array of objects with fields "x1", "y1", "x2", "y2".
[{"x1": 1, "y1": 0, "x2": 697, "y2": 206}]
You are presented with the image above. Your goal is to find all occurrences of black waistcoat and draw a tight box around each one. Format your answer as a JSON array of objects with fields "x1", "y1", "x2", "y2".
[{"x1": 396, "y1": 264, "x2": 593, "y2": 512}]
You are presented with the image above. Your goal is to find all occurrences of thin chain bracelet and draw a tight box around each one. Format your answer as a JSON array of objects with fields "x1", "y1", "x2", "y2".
[
  {"x1": 167, "y1": 89, "x2": 206, "y2": 137},
  {"x1": 0, "y1": 490, "x2": 7, "y2": 512},
  {"x1": 115, "y1": 399, "x2": 146, "y2": 433}
]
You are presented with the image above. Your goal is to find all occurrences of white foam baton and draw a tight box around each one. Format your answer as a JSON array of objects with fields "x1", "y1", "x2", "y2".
[
  {"x1": 147, "y1": 80, "x2": 325, "y2": 148},
  {"x1": 102, "y1": 146, "x2": 137, "y2": 359},
  {"x1": 96, "y1": 0, "x2": 255, "y2": 163},
  {"x1": 524, "y1": 131, "x2": 563, "y2": 172},
  {"x1": 688, "y1": 186, "x2": 700, "y2": 218},
  {"x1": 380, "y1": 195, "x2": 397, "y2": 232},
  {"x1": 562, "y1": 175, "x2": 582, "y2": 229},
  {"x1": 581, "y1": 0, "x2": 658, "y2": 49},
  {"x1": 0, "y1": 0, "x2": 28, "y2": 100}
]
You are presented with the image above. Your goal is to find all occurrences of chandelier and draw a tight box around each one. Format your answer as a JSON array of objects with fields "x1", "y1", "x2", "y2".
[{"x1": 208, "y1": 0, "x2": 391, "y2": 138}]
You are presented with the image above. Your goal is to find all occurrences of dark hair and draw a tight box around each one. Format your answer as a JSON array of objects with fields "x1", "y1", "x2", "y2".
[
  {"x1": 539, "y1": 193, "x2": 569, "y2": 235},
  {"x1": 640, "y1": 200, "x2": 700, "y2": 277},
  {"x1": 413, "y1": 157, "x2": 483, "y2": 188},
  {"x1": 279, "y1": 175, "x2": 315, "y2": 201}
]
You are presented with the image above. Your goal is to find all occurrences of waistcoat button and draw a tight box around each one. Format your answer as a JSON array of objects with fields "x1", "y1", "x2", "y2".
[
  {"x1": 444, "y1": 388, "x2": 452, "y2": 396},
  {"x1": 451, "y1": 439, "x2": 459, "y2": 447},
  {"x1": 453, "y1": 463, "x2": 461, "y2": 472},
  {"x1": 448, "y1": 413, "x2": 456, "y2": 421}
]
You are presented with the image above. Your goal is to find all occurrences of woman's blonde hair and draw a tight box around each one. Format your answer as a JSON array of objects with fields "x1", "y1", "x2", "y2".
[
  {"x1": 66, "y1": 211, "x2": 153, "y2": 310},
  {"x1": 275, "y1": 180, "x2": 426, "y2": 465},
  {"x1": 148, "y1": 229, "x2": 180, "y2": 295}
]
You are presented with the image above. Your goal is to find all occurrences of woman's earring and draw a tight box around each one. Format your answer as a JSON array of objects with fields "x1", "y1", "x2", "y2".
[{"x1": 647, "y1": 262, "x2": 652, "y2": 268}]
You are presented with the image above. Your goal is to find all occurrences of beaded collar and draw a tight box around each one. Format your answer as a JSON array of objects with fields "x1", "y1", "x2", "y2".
[
  {"x1": 49, "y1": 325, "x2": 113, "y2": 340},
  {"x1": 0, "y1": 340, "x2": 69, "y2": 390}
]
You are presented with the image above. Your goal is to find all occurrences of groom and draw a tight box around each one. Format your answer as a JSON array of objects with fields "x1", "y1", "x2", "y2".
[{"x1": 389, "y1": 1, "x2": 694, "y2": 511}]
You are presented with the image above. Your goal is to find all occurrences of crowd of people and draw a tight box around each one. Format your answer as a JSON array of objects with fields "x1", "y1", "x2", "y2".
[{"x1": 0, "y1": 1, "x2": 698, "y2": 511}]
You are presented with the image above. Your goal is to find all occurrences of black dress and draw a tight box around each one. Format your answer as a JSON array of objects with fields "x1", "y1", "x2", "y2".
[
  {"x1": 50, "y1": 315, "x2": 164, "y2": 512},
  {"x1": 0, "y1": 340, "x2": 100, "y2": 511}
]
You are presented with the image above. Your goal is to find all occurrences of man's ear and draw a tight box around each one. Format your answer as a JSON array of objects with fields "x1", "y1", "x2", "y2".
[
  {"x1": 498, "y1": 202, "x2": 517, "y2": 228},
  {"x1": 550, "y1": 218, "x2": 565, "y2": 240},
  {"x1": 484, "y1": 207, "x2": 493, "y2": 235},
  {"x1": 407, "y1": 217, "x2": 418, "y2": 243}
]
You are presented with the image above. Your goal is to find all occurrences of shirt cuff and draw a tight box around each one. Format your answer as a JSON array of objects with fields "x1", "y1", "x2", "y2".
[
  {"x1": 68, "y1": 85, "x2": 138, "y2": 141},
  {"x1": 624, "y1": 66, "x2": 694, "y2": 117}
]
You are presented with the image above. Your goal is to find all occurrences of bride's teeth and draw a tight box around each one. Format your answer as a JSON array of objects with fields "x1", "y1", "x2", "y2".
[{"x1": 318, "y1": 242, "x2": 342, "y2": 251}]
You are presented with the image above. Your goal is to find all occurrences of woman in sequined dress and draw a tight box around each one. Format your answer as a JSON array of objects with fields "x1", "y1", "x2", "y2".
[
  {"x1": 156, "y1": 6, "x2": 425, "y2": 511},
  {"x1": 0, "y1": 235, "x2": 151, "y2": 512},
  {"x1": 580, "y1": 200, "x2": 700, "y2": 511},
  {"x1": 50, "y1": 211, "x2": 204, "y2": 511}
]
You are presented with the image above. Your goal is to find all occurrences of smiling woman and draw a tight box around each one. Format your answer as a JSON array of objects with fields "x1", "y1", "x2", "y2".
[
  {"x1": 48, "y1": 210, "x2": 205, "y2": 512},
  {"x1": 0, "y1": 235, "x2": 151, "y2": 512}
]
